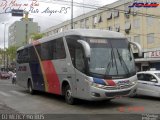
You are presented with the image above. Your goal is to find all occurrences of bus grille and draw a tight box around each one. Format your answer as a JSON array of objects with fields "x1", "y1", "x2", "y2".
[
  {"x1": 102, "y1": 84, "x2": 132, "y2": 90},
  {"x1": 105, "y1": 90, "x2": 131, "y2": 97}
]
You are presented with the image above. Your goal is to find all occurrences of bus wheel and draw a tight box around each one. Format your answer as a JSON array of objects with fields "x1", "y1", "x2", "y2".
[
  {"x1": 64, "y1": 85, "x2": 75, "y2": 105},
  {"x1": 28, "y1": 81, "x2": 35, "y2": 95}
]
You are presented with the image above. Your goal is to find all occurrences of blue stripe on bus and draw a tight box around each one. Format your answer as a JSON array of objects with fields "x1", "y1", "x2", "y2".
[
  {"x1": 29, "y1": 62, "x2": 45, "y2": 91},
  {"x1": 93, "y1": 78, "x2": 106, "y2": 85}
]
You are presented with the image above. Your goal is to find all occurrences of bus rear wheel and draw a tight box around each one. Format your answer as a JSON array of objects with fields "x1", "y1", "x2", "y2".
[
  {"x1": 28, "y1": 81, "x2": 35, "y2": 95},
  {"x1": 64, "y1": 85, "x2": 75, "y2": 105}
]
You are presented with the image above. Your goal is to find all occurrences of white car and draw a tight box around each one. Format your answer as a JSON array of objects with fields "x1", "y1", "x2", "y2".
[{"x1": 132, "y1": 71, "x2": 160, "y2": 97}]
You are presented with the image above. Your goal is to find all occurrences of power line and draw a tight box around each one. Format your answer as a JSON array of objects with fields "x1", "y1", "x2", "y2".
[{"x1": 37, "y1": 0, "x2": 160, "y2": 39}]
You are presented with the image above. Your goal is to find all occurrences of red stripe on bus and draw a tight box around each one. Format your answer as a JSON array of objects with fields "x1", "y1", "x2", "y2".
[
  {"x1": 42, "y1": 61, "x2": 61, "y2": 94},
  {"x1": 106, "y1": 80, "x2": 116, "y2": 86}
]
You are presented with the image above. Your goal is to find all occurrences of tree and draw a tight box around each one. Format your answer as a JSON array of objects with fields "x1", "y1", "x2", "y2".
[
  {"x1": 31, "y1": 33, "x2": 44, "y2": 41},
  {"x1": 5, "y1": 46, "x2": 18, "y2": 70},
  {"x1": 0, "y1": 48, "x2": 4, "y2": 65},
  {"x1": 6, "y1": 46, "x2": 18, "y2": 62}
]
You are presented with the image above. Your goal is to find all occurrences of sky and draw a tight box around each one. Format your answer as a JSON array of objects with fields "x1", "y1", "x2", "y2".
[{"x1": 0, "y1": 0, "x2": 118, "y2": 48}]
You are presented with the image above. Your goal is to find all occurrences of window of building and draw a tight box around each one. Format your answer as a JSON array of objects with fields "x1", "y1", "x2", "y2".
[
  {"x1": 124, "y1": 4, "x2": 131, "y2": 18},
  {"x1": 134, "y1": 36, "x2": 140, "y2": 44},
  {"x1": 113, "y1": 10, "x2": 119, "y2": 18},
  {"x1": 107, "y1": 11, "x2": 112, "y2": 20},
  {"x1": 132, "y1": 7, "x2": 138, "y2": 16},
  {"x1": 147, "y1": 17, "x2": 154, "y2": 25},
  {"x1": 133, "y1": 35, "x2": 140, "y2": 50},
  {"x1": 127, "y1": 37, "x2": 131, "y2": 42},
  {"x1": 133, "y1": 18, "x2": 140, "y2": 28},
  {"x1": 114, "y1": 24, "x2": 120, "y2": 32},
  {"x1": 58, "y1": 28, "x2": 63, "y2": 33},
  {"x1": 92, "y1": 16, "x2": 97, "y2": 28},
  {"x1": 85, "y1": 18, "x2": 89, "y2": 28},
  {"x1": 80, "y1": 19, "x2": 85, "y2": 28},
  {"x1": 93, "y1": 16, "x2": 97, "y2": 24},
  {"x1": 97, "y1": 14, "x2": 103, "y2": 23},
  {"x1": 74, "y1": 22, "x2": 78, "y2": 29},
  {"x1": 125, "y1": 4, "x2": 131, "y2": 14},
  {"x1": 107, "y1": 26, "x2": 112, "y2": 31},
  {"x1": 147, "y1": 33, "x2": 154, "y2": 44},
  {"x1": 125, "y1": 21, "x2": 131, "y2": 33}
]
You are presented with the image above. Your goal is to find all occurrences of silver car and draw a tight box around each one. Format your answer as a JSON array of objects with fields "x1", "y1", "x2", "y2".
[{"x1": 132, "y1": 71, "x2": 160, "y2": 97}]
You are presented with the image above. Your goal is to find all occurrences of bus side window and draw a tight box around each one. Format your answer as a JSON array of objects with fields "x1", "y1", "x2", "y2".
[
  {"x1": 75, "y1": 46, "x2": 85, "y2": 73},
  {"x1": 68, "y1": 47, "x2": 75, "y2": 66},
  {"x1": 54, "y1": 39, "x2": 66, "y2": 59},
  {"x1": 17, "y1": 50, "x2": 23, "y2": 63},
  {"x1": 52, "y1": 38, "x2": 66, "y2": 60},
  {"x1": 66, "y1": 36, "x2": 85, "y2": 73},
  {"x1": 17, "y1": 49, "x2": 29, "y2": 63}
]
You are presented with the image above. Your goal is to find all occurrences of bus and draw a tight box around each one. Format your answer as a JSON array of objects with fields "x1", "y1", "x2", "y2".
[{"x1": 16, "y1": 29, "x2": 142, "y2": 104}]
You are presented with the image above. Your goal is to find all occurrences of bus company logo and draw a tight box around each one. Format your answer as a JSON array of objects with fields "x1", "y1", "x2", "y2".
[
  {"x1": 117, "y1": 80, "x2": 130, "y2": 85},
  {"x1": 129, "y1": 2, "x2": 160, "y2": 8},
  {"x1": 18, "y1": 66, "x2": 27, "y2": 71}
]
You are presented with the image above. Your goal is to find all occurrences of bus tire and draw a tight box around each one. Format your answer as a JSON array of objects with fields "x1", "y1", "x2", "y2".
[
  {"x1": 64, "y1": 85, "x2": 75, "y2": 105},
  {"x1": 28, "y1": 80, "x2": 35, "y2": 95}
]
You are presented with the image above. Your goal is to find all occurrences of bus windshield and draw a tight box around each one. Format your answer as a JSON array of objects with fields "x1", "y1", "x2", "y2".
[{"x1": 87, "y1": 38, "x2": 135, "y2": 79}]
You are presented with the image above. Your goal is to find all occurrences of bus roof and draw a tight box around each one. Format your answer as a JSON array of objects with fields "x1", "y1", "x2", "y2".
[
  {"x1": 63, "y1": 29, "x2": 125, "y2": 38},
  {"x1": 17, "y1": 29, "x2": 125, "y2": 51}
]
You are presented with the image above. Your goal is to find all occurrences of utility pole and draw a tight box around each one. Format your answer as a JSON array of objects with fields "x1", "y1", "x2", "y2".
[
  {"x1": 71, "y1": 0, "x2": 73, "y2": 29},
  {"x1": 3, "y1": 24, "x2": 6, "y2": 70},
  {"x1": 2, "y1": 23, "x2": 8, "y2": 71},
  {"x1": 24, "y1": 11, "x2": 29, "y2": 44}
]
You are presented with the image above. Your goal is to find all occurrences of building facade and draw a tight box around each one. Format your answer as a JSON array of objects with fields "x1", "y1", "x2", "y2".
[
  {"x1": 8, "y1": 18, "x2": 39, "y2": 47},
  {"x1": 42, "y1": 0, "x2": 160, "y2": 71}
]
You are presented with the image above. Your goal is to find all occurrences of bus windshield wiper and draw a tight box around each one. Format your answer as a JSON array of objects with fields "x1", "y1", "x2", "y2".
[
  {"x1": 105, "y1": 48, "x2": 114, "y2": 76},
  {"x1": 116, "y1": 48, "x2": 130, "y2": 74}
]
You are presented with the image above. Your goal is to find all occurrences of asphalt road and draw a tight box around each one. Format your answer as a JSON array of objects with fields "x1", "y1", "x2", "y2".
[{"x1": 0, "y1": 79, "x2": 160, "y2": 120}]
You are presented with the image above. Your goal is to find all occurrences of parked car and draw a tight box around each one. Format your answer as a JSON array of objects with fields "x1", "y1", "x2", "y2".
[
  {"x1": 0, "y1": 71, "x2": 10, "y2": 79},
  {"x1": 131, "y1": 71, "x2": 160, "y2": 97}
]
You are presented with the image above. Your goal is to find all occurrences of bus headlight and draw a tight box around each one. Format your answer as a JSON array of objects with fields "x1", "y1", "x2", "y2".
[{"x1": 92, "y1": 83, "x2": 105, "y2": 88}]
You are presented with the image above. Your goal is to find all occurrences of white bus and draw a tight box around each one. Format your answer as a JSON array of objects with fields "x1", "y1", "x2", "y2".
[{"x1": 16, "y1": 29, "x2": 142, "y2": 104}]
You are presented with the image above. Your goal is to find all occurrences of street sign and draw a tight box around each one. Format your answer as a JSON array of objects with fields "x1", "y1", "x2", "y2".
[{"x1": 12, "y1": 9, "x2": 24, "y2": 17}]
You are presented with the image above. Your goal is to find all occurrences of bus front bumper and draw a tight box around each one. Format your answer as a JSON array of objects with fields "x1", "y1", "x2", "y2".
[{"x1": 88, "y1": 84, "x2": 137, "y2": 101}]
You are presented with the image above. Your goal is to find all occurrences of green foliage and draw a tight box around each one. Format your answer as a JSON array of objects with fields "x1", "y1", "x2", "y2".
[
  {"x1": 6, "y1": 46, "x2": 18, "y2": 61},
  {"x1": 0, "y1": 48, "x2": 4, "y2": 65},
  {"x1": 31, "y1": 33, "x2": 44, "y2": 41}
]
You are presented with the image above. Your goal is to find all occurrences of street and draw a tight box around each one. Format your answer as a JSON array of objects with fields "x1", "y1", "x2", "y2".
[{"x1": 0, "y1": 79, "x2": 160, "y2": 117}]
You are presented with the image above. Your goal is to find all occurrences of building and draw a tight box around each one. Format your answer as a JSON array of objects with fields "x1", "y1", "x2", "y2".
[
  {"x1": 8, "y1": 18, "x2": 39, "y2": 47},
  {"x1": 42, "y1": 0, "x2": 160, "y2": 71}
]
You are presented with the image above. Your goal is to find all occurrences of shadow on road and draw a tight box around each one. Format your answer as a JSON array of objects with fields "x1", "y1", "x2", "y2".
[
  {"x1": 130, "y1": 95, "x2": 160, "y2": 101},
  {"x1": 19, "y1": 90, "x2": 131, "y2": 109}
]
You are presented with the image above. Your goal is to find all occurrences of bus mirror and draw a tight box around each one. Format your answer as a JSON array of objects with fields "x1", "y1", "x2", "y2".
[
  {"x1": 129, "y1": 41, "x2": 142, "y2": 57},
  {"x1": 77, "y1": 40, "x2": 91, "y2": 58}
]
